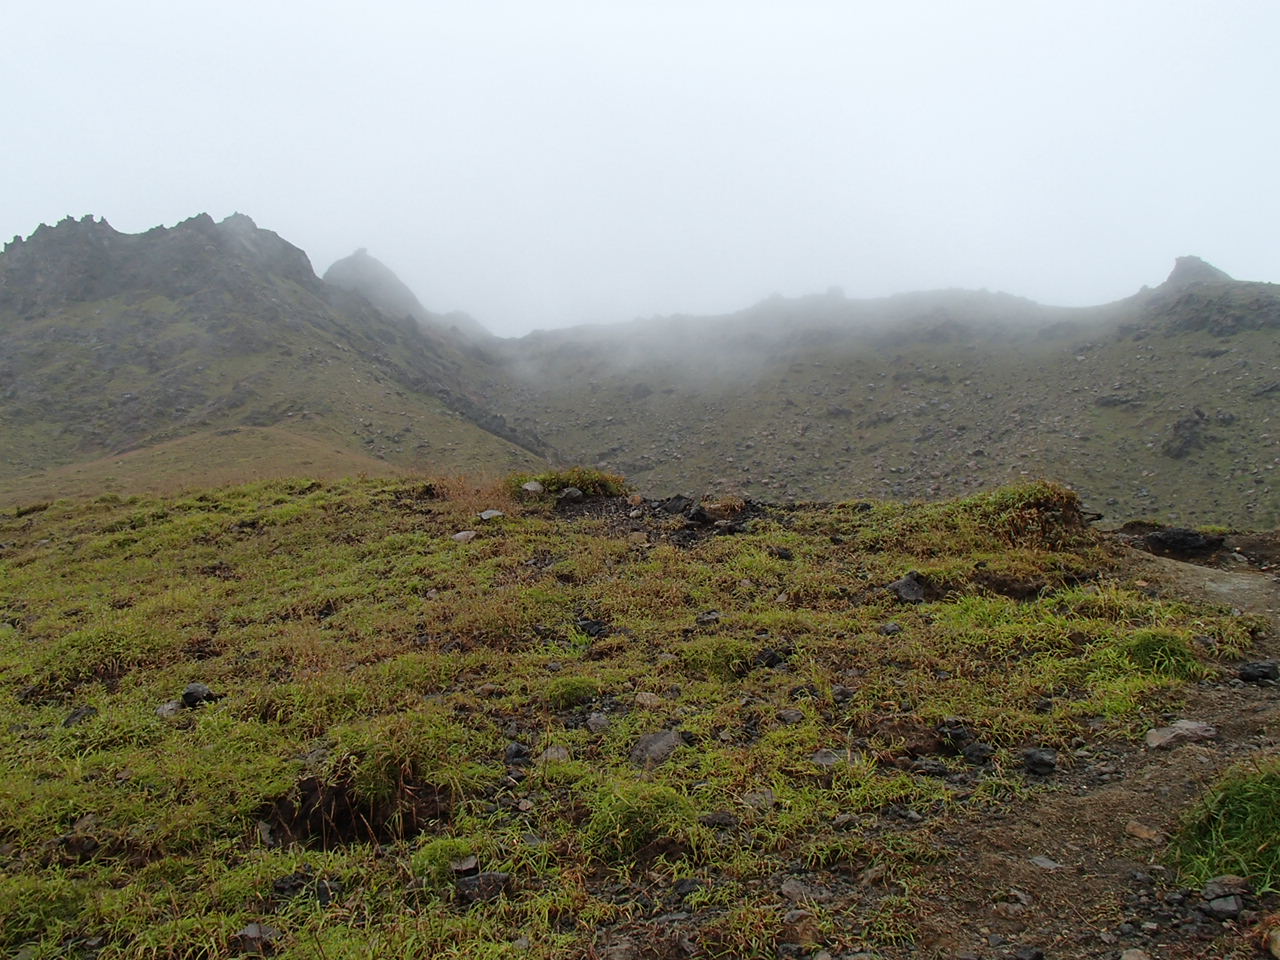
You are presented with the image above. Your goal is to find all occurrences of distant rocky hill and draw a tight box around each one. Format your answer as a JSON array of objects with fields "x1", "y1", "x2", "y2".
[
  {"x1": 483, "y1": 258, "x2": 1280, "y2": 526},
  {"x1": 0, "y1": 214, "x2": 544, "y2": 500},
  {"x1": 1, "y1": 214, "x2": 1276, "y2": 525}
]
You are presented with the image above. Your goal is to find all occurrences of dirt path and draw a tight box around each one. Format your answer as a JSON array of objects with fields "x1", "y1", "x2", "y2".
[{"x1": 904, "y1": 550, "x2": 1280, "y2": 960}]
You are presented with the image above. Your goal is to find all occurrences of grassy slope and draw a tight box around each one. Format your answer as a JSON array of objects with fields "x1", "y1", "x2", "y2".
[
  {"x1": 0, "y1": 477, "x2": 1260, "y2": 958},
  {"x1": 0, "y1": 282, "x2": 544, "y2": 507}
]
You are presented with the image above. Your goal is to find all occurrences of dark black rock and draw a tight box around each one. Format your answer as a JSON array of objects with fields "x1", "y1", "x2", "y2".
[
  {"x1": 504, "y1": 741, "x2": 531, "y2": 764},
  {"x1": 911, "y1": 757, "x2": 950, "y2": 777},
  {"x1": 673, "y1": 877, "x2": 703, "y2": 898},
  {"x1": 1144, "y1": 528, "x2": 1224, "y2": 557},
  {"x1": 455, "y1": 871, "x2": 510, "y2": 903},
  {"x1": 699, "y1": 810, "x2": 740, "y2": 829},
  {"x1": 1202, "y1": 894, "x2": 1243, "y2": 920},
  {"x1": 879, "y1": 622, "x2": 903, "y2": 636},
  {"x1": 660, "y1": 495, "x2": 694, "y2": 514},
  {"x1": 1239, "y1": 661, "x2": 1279, "y2": 683},
  {"x1": 1023, "y1": 747, "x2": 1058, "y2": 776},
  {"x1": 754, "y1": 648, "x2": 787, "y2": 668},
  {"x1": 937, "y1": 719, "x2": 975, "y2": 748},
  {"x1": 63, "y1": 705, "x2": 98, "y2": 728},
  {"x1": 962, "y1": 741, "x2": 996, "y2": 765},
  {"x1": 575, "y1": 618, "x2": 611, "y2": 638},
  {"x1": 767, "y1": 545, "x2": 794, "y2": 561},
  {"x1": 885, "y1": 571, "x2": 926, "y2": 603},
  {"x1": 558, "y1": 487, "x2": 584, "y2": 503},
  {"x1": 182, "y1": 682, "x2": 220, "y2": 708},
  {"x1": 830, "y1": 685, "x2": 855, "y2": 703},
  {"x1": 1012, "y1": 948, "x2": 1045, "y2": 960}
]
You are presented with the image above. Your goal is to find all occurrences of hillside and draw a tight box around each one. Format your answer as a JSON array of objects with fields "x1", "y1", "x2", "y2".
[
  {"x1": 1, "y1": 213, "x2": 1277, "y2": 527},
  {"x1": 1, "y1": 476, "x2": 1277, "y2": 958},
  {"x1": 0, "y1": 215, "x2": 545, "y2": 501},
  {"x1": 487, "y1": 261, "x2": 1280, "y2": 527}
]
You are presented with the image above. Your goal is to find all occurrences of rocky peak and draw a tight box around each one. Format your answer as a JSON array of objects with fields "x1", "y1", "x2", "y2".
[
  {"x1": 1163, "y1": 256, "x2": 1233, "y2": 289},
  {"x1": 324, "y1": 248, "x2": 426, "y2": 323},
  {"x1": 0, "y1": 212, "x2": 321, "y2": 316},
  {"x1": 324, "y1": 249, "x2": 492, "y2": 341}
]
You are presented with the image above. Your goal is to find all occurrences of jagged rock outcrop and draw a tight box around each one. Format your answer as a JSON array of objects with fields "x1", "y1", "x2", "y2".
[
  {"x1": 324, "y1": 248, "x2": 491, "y2": 341},
  {"x1": 1162, "y1": 256, "x2": 1233, "y2": 290}
]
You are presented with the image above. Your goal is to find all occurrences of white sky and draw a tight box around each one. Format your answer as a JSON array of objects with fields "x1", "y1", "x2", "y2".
[{"x1": 4, "y1": 1, "x2": 1278, "y2": 336}]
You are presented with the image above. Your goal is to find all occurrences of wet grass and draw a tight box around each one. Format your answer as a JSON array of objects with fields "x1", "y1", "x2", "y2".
[{"x1": 0, "y1": 476, "x2": 1257, "y2": 958}]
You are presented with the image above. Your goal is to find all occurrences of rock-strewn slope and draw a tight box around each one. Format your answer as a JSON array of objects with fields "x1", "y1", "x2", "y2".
[{"x1": 486, "y1": 260, "x2": 1280, "y2": 526}]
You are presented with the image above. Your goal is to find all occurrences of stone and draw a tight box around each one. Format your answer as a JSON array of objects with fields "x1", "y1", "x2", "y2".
[
  {"x1": 1203, "y1": 894, "x2": 1243, "y2": 920},
  {"x1": 1023, "y1": 747, "x2": 1057, "y2": 776},
  {"x1": 504, "y1": 741, "x2": 531, "y2": 764},
  {"x1": 521, "y1": 480, "x2": 545, "y2": 494},
  {"x1": 585, "y1": 711, "x2": 610, "y2": 733},
  {"x1": 1125, "y1": 820, "x2": 1165, "y2": 842},
  {"x1": 558, "y1": 487, "x2": 584, "y2": 503},
  {"x1": 229, "y1": 922, "x2": 282, "y2": 955},
  {"x1": 777, "y1": 708, "x2": 805, "y2": 724},
  {"x1": 455, "y1": 870, "x2": 510, "y2": 903},
  {"x1": 630, "y1": 729, "x2": 684, "y2": 766},
  {"x1": 536, "y1": 745, "x2": 571, "y2": 764},
  {"x1": 182, "y1": 682, "x2": 218, "y2": 708},
  {"x1": 634, "y1": 691, "x2": 663, "y2": 709},
  {"x1": 156, "y1": 699, "x2": 183, "y2": 718},
  {"x1": 811, "y1": 748, "x2": 846, "y2": 768},
  {"x1": 1029, "y1": 855, "x2": 1063, "y2": 870},
  {"x1": 962, "y1": 741, "x2": 996, "y2": 765},
  {"x1": 63, "y1": 705, "x2": 98, "y2": 727},
  {"x1": 1119, "y1": 950, "x2": 1152, "y2": 960},
  {"x1": 449, "y1": 854, "x2": 479, "y2": 875},
  {"x1": 1203, "y1": 875, "x2": 1249, "y2": 898},
  {"x1": 452, "y1": 530, "x2": 477, "y2": 543},
  {"x1": 699, "y1": 810, "x2": 740, "y2": 829},
  {"x1": 478, "y1": 509, "x2": 505, "y2": 521},
  {"x1": 1239, "y1": 660, "x2": 1280, "y2": 683},
  {"x1": 1144, "y1": 528, "x2": 1223, "y2": 556},
  {"x1": 780, "y1": 908, "x2": 819, "y2": 945},
  {"x1": 878, "y1": 622, "x2": 903, "y2": 635},
  {"x1": 886, "y1": 571, "x2": 926, "y2": 603},
  {"x1": 1145, "y1": 719, "x2": 1217, "y2": 749},
  {"x1": 779, "y1": 877, "x2": 810, "y2": 901}
]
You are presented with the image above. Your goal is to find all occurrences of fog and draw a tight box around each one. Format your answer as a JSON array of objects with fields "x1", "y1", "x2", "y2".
[{"x1": 3, "y1": 1, "x2": 1277, "y2": 337}]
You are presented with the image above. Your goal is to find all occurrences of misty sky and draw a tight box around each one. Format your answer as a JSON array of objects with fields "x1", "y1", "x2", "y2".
[{"x1": 4, "y1": 2, "x2": 1278, "y2": 336}]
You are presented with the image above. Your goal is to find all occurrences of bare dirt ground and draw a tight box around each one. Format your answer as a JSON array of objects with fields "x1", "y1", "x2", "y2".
[{"x1": 906, "y1": 543, "x2": 1280, "y2": 960}]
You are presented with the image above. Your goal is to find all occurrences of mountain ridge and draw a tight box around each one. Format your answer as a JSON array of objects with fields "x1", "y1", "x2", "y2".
[{"x1": 1, "y1": 212, "x2": 1276, "y2": 525}]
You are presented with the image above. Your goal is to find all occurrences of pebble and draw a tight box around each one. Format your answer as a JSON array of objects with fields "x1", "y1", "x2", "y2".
[
  {"x1": 811, "y1": 748, "x2": 846, "y2": 768},
  {"x1": 630, "y1": 729, "x2": 684, "y2": 766},
  {"x1": 585, "y1": 711, "x2": 610, "y2": 733},
  {"x1": 1023, "y1": 747, "x2": 1057, "y2": 775},
  {"x1": 521, "y1": 481, "x2": 545, "y2": 494},
  {"x1": 634, "y1": 691, "x2": 663, "y2": 708},
  {"x1": 155, "y1": 700, "x2": 183, "y2": 719},
  {"x1": 452, "y1": 530, "x2": 477, "y2": 543},
  {"x1": 1239, "y1": 660, "x2": 1279, "y2": 683},
  {"x1": 182, "y1": 682, "x2": 217, "y2": 708},
  {"x1": 1119, "y1": 951, "x2": 1152, "y2": 960},
  {"x1": 229, "y1": 922, "x2": 281, "y2": 955},
  {"x1": 478, "y1": 509, "x2": 505, "y2": 521},
  {"x1": 558, "y1": 487, "x2": 584, "y2": 502},
  {"x1": 1144, "y1": 719, "x2": 1217, "y2": 749},
  {"x1": 536, "y1": 745, "x2": 571, "y2": 764}
]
